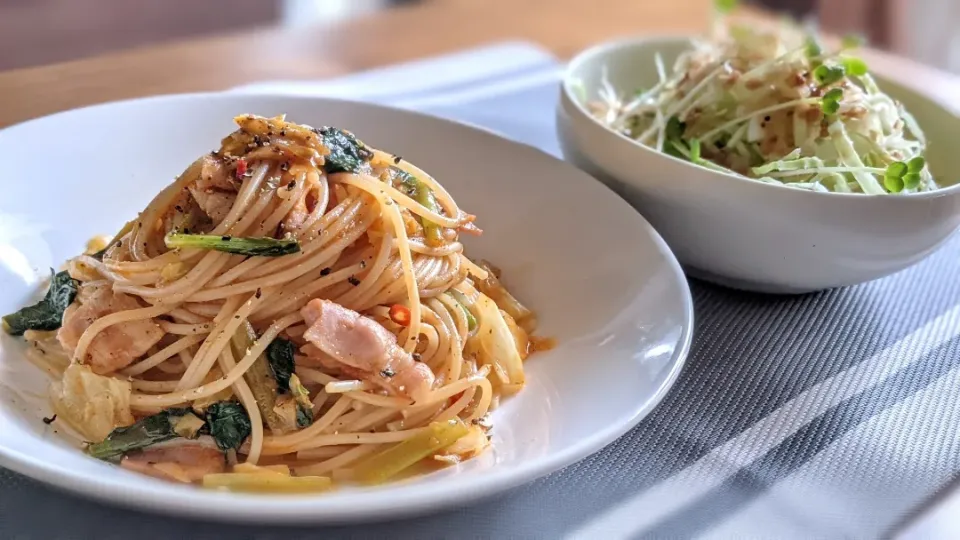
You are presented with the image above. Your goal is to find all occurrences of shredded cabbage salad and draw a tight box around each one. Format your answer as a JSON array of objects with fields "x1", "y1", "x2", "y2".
[{"x1": 589, "y1": 20, "x2": 936, "y2": 194}]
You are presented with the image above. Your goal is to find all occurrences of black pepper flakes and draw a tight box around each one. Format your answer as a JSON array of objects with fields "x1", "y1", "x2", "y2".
[
  {"x1": 42, "y1": 414, "x2": 57, "y2": 425},
  {"x1": 347, "y1": 276, "x2": 361, "y2": 286},
  {"x1": 393, "y1": 155, "x2": 402, "y2": 164},
  {"x1": 359, "y1": 260, "x2": 367, "y2": 269},
  {"x1": 286, "y1": 180, "x2": 296, "y2": 190},
  {"x1": 174, "y1": 205, "x2": 183, "y2": 213},
  {"x1": 221, "y1": 235, "x2": 232, "y2": 241},
  {"x1": 380, "y1": 367, "x2": 396, "y2": 378},
  {"x1": 412, "y1": 353, "x2": 422, "y2": 362},
  {"x1": 281, "y1": 162, "x2": 290, "y2": 171},
  {"x1": 764, "y1": 115, "x2": 771, "y2": 121},
  {"x1": 320, "y1": 267, "x2": 332, "y2": 277},
  {"x1": 255, "y1": 288, "x2": 262, "y2": 299}
]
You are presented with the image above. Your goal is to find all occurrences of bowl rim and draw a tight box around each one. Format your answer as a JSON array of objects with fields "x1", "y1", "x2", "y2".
[
  {"x1": 560, "y1": 34, "x2": 960, "y2": 201},
  {"x1": 0, "y1": 90, "x2": 696, "y2": 524}
]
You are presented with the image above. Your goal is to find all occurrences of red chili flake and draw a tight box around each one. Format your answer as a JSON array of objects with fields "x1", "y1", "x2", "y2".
[
  {"x1": 235, "y1": 158, "x2": 248, "y2": 179},
  {"x1": 389, "y1": 304, "x2": 412, "y2": 327}
]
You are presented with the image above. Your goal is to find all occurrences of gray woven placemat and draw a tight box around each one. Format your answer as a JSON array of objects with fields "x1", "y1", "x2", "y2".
[{"x1": 3, "y1": 43, "x2": 960, "y2": 540}]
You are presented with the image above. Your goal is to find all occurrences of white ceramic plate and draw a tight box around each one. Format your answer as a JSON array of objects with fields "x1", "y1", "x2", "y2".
[{"x1": 0, "y1": 93, "x2": 693, "y2": 523}]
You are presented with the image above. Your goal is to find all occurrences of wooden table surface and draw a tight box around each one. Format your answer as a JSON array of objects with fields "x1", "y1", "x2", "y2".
[{"x1": 0, "y1": 0, "x2": 958, "y2": 129}]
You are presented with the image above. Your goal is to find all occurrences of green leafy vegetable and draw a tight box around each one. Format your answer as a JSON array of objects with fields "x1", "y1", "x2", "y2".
[
  {"x1": 746, "y1": 143, "x2": 766, "y2": 167},
  {"x1": 233, "y1": 330, "x2": 311, "y2": 433},
  {"x1": 394, "y1": 167, "x2": 444, "y2": 247},
  {"x1": 907, "y1": 156, "x2": 926, "y2": 173},
  {"x1": 804, "y1": 36, "x2": 823, "y2": 59},
  {"x1": 231, "y1": 323, "x2": 288, "y2": 433},
  {"x1": 663, "y1": 116, "x2": 688, "y2": 160},
  {"x1": 316, "y1": 127, "x2": 373, "y2": 174},
  {"x1": 353, "y1": 419, "x2": 470, "y2": 484},
  {"x1": 296, "y1": 404, "x2": 312, "y2": 429},
  {"x1": 813, "y1": 64, "x2": 845, "y2": 86},
  {"x1": 266, "y1": 337, "x2": 297, "y2": 392},
  {"x1": 840, "y1": 56, "x2": 868, "y2": 76},
  {"x1": 821, "y1": 88, "x2": 844, "y2": 115},
  {"x1": 884, "y1": 174, "x2": 904, "y2": 193},
  {"x1": 449, "y1": 290, "x2": 478, "y2": 333},
  {"x1": 689, "y1": 138, "x2": 702, "y2": 163},
  {"x1": 90, "y1": 219, "x2": 135, "y2": 261},
  {"x1": 165, "y1": 234, "x2": 300, "y2": 257},
  {"x1": 85, "y1": 407, "x2": 202, "y2": 462},
  {"x1": 903, "y1": 172, "x2": 922, "y2": 190},
  {"x1": 886, "y1": 161, "x2": 907, "y2": 179},
  {"x1": 204, "y1": 401, "x2": 252, "y2": 452},
  {"x1": 884, "y1": 161, "x2": 908, "y2": 193},
  {"x1": 289, "y1": 374, "x2": 313, "y2": 428},
  {"x1": 2, "y1": 270, "x2": 78, "y2": 336},
  {"x1": 884, "y1": 158, "x2": 925, "y2": 191}
]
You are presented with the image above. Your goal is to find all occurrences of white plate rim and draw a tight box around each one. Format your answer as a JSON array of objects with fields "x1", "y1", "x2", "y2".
[{"x1": 0, "y1": 92, "x2": 694, "y2": 524}]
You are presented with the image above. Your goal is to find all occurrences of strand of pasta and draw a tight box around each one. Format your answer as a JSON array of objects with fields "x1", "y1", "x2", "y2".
[
  {"x1": 249, "y1": 263, "x2": 359, "y2": 324},
  {"x1": 208, "y1": 162, "x2": 272, "y2": 236},
  {"x1": 337, "y1": 172, "x2": 460, "y2": 229},
  {"x1": 71, "y1": 304, "x2": 172, "y2": 363},
  {"x1": 294, "y1": 172, "x2": 330, "y2": 235},
  {"x1": 402, "y1": 367, "x2": 491, "y2": 414},
  {"x1": 130, "y1": 158, "x2": 202, "y2": 261},
  {"x1": 370, "y1": 150, "x2": 459, "y2": 221},
  {"x1": 228, "y1": 195, "x2": 366, "y2": 285},
  {"x1": 177, "y1": 288, "x2": 272, "y2": 390},
  {"x1": 129, "y1": 312, "x2": 302, "y2": 409},
  {"x1": 114, "y1": 251, "x2": 229, "y2": 299},
  {"x1": 332, "y1": 229, "x2": 393, "y2": 308},
  {"x1": 253, "y1": 170, "x2": 307, "y2": 236},
  {"x1": 216, "y1": 348, "x2": 263, "y2": 464},
  {"x1": 291, "y1": 427, "x2": 426, "y2": 452},
  {"x1": 158, "y1": 321, "x2": 211, "y2": 335},
  {"x1": 428, "y1": 297, "x2": 464, "y2": 384},
  {"x1": 122, "y1": 334, "x2": 205, "y2": 377},
  {"x1": 294, "y1": 443, "x2": 381, "y2": 476},
  {"x1": 186, "y1": 198, "x2": 376, "y2": 305},
  {"x1": 260, "y1": 395, "x2": 353, "y2": 454}
]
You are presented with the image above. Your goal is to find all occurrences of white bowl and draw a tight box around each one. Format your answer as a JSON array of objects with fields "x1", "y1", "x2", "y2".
[
  {"x1": 558, "y1": 36, "x2": 960, "y2": 294},
  {"x1": 0, "y1": 93, "x2": 693, "y2": 523}
]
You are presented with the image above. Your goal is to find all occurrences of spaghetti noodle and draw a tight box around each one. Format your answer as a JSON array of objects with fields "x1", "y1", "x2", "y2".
[{"x1": 3, "y1": 114, "x2": 544, "y2": 492}]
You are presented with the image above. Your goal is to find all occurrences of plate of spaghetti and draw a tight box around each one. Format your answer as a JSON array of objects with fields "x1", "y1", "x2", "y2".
[{"x1": 0, "y1": 93, "x2": 692, "y2": 522}]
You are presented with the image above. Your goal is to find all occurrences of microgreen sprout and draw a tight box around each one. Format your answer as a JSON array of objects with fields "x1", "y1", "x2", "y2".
[
  {"x1": 663, "y1": 115, "x2": 688, "y2": 160},
  {"x1": 883, "y1": 160, "x2": 927, "y2": 193},
  {"x1": 804, "y1": 36, "x2": 822, "y2": 59},
  {"x1": 840, "y1": 56, "x2": 868, "y2": 76},
  {"x1": 907, "y1": 156, "x2": 926, "y2": 173},
  {"x1": 813, "y1": 64, "x2": 845, "y2": 86},
  {"x1": 903, "y1": 156, "x2": 926, "y2": 189},
  {"x1": 821, "y1": 88, "x2": 843, "y2": 115},
  {"x1": 689, "y1": 138, "x2": 702, "y2": 163}
]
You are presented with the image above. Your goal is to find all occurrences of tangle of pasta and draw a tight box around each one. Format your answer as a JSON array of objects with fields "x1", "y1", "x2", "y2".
[{"x1": 6, "y1": 114, "x2": 546, "y2": 492}]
